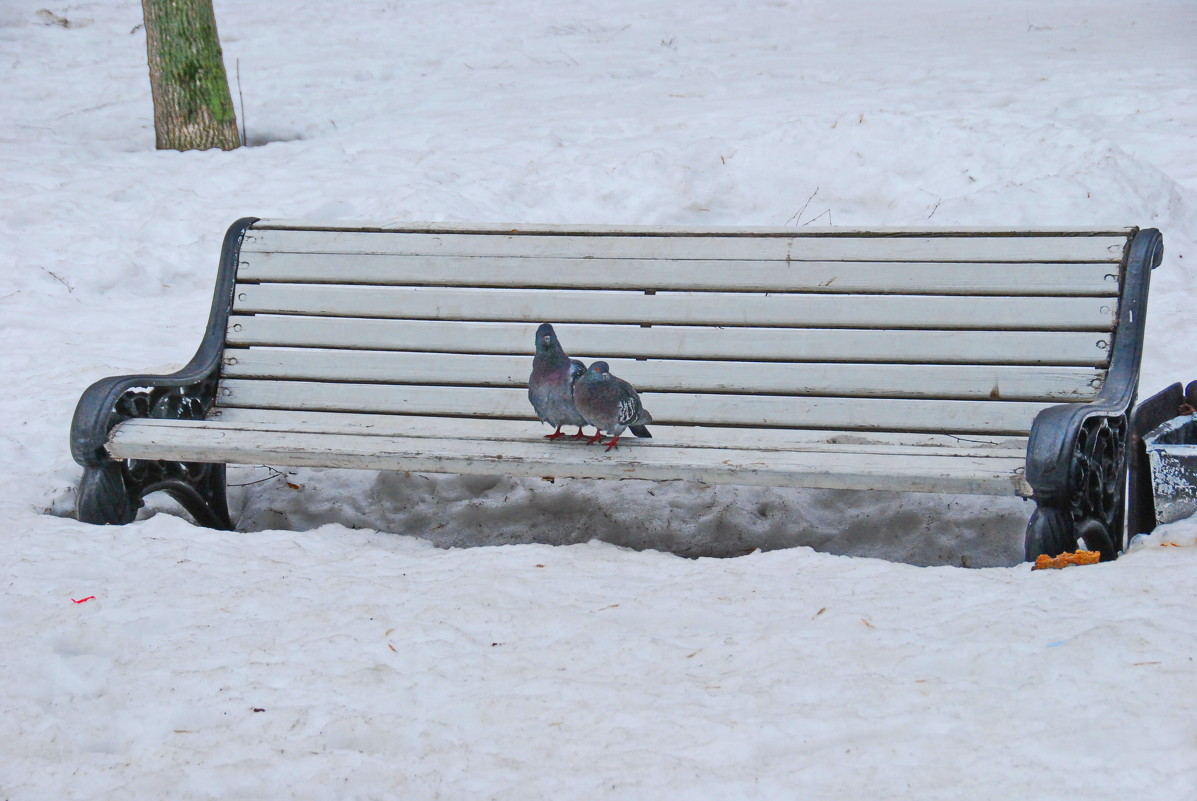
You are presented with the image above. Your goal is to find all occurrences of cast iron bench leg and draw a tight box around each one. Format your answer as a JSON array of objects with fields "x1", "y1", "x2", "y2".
[
  {"x1": 1026, "y1": 412, "x2": 1130, "y2": 562},
  {"x1": 77, "y1": 459, "x2": 233, "y2": 529}
]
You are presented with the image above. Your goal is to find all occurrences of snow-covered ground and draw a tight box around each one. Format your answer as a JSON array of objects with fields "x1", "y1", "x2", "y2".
[{"x1": 2, "y1": 1, "x2": 1195, "y2": 798}]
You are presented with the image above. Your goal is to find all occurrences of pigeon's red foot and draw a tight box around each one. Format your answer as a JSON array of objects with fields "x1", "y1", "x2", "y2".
[
  {"x1": 544, "y1": 427, "x2": 565, "y2": 440},
  {"x1": 585, "y1": 431, "x2": 606, "y2": 446},
  {"x1": 570, "y1": 428, "x2": 588, "y2": 440},
  {"x1": 604, "y1": 436, "x2": 621, "y2": 451}
]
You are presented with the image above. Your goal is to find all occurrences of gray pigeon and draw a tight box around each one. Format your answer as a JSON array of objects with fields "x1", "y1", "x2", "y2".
[
  {"x1": 528, "y1": 323, "x2": 591, "y2": 440},
  {"x1": 572, "y1": 361, "x2": 653, "y2": 451}
]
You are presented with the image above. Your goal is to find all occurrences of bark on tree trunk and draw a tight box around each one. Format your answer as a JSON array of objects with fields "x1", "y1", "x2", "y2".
[{"x1": 141, "y1": 0, "x2": 240, "y2": 151}]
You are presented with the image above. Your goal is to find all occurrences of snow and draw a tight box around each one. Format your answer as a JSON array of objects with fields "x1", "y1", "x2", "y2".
[{"x1": 2, "y1": 0, "x2": 1196, "y2": 797}]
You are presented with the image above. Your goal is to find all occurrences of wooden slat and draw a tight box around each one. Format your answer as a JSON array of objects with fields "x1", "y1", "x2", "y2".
[
  {"x1": 241, "y1": 228, "x2": 1129, "y2": 263},
  {"x1": 204, "y1": 409, "x2": 1032, "y2": 454},
  {"x1": 215, "y1": 380, "x2": 1053, "y2": 435},
  {"x1": 225, "y1": 317, "x2": 1112, "y2": 366},
  {"x1": 252, "y1": 219, "x2": 1135, "y2": 236},
  {"x1": 107, "y1": 418, "x2": 1033, "y2": 496},
  {"x1": 237, "y1": 251, "x2": 1121, "y2": 296},
  {"x1": 221, "y1": 348, "x2": 1103, "y2": 401},
  {"x1": 231, "y1": 284, "x2": 1117, "y2": 331}
]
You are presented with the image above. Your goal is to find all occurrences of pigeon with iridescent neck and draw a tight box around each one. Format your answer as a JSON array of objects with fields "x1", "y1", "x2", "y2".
[
  {"x1": 528, "y1": 323, "x2": 590, "y2": 440},
  {"x1": 571, "y1": 361, "x2": 653, "y2": 451}
]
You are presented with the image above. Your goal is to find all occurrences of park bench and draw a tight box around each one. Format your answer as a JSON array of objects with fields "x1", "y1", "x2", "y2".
[{"x1": 70, "y1": 218, "x2": 1165, "y2": 561}]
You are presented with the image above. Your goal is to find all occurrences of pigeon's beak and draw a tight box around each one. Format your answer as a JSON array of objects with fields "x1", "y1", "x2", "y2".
[{"x1": 541, "y1": 335, "x2": 552, "y2": 345}]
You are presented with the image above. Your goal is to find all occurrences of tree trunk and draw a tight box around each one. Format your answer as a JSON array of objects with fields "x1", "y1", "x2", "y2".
[{"x1": 141, "y1": 0, "x2": 240, "y2": 151}]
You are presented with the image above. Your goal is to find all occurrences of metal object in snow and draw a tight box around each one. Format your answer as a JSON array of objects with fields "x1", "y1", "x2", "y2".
[{"x1": 1143, "y1": 382, "x2": 1197, "y2": 526}]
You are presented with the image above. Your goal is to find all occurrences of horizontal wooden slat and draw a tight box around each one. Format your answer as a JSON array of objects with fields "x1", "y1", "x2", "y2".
[
  {"x1": 204, "y1": 409, "x2": 1032, "y2": 454},
  {"x1": 242, "y1": 228, "x2": 1129, "y2": 263},
  {"x1": 215, "y1": 380, "x2": 1053, "y2": 435},
  {"x1": 231, "y1": 285, "x2": 1117, "y2": 331},
  {"x1": 226, "y1": 317, "x2": 1112, "y2": 366},
  {"x1": 221, "y1": 348, "x2": 1103, "y2": 402},
  {"x1": 107, "y1": 417, "x2": 1033, "y2": 496},
  {"x1": 252, "y1": 219, "x2": 1135, "y2": 237},
  {"x1": 237, "y1": 252, "x2": 1121, "y2": 296}
]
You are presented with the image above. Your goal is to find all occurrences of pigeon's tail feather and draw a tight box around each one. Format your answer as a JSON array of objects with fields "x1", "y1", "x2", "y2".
[{"x1": 629, "y1": 425, "x2": 652, "y2": 438}]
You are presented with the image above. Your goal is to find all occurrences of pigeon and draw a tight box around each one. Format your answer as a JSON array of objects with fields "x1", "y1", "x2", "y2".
[
  {"x1": 571, "y1": 361, "x2": 653, "y2": 451},
  {"x1": 528, "y1": 323, "x2": 591, "y2": 440}
]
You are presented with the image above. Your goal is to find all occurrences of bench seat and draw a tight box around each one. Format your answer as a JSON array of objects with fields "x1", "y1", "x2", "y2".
[{"x1": 107, "y1": 412, "x2": 1032, "y2": 496}]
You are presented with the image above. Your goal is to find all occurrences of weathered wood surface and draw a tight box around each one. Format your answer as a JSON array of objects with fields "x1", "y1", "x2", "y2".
[
  {"x1": 231, "y1": 284, "x2": 1117, "y2": 331},
  {"x1": 250, "y1": 219, "x2": 1135, "y2": 237},
  {"x1": 238, "y1": 251, "x2": 1121, "y2": 296},
  {"x1": 221, "y1": 348, "x2": 1102, "y2": 401},
  {"x1": 215, "y1": 379, "x2": 1054, "y2": 435},
  {"x1": 203, "y1": 409, "x2": 1029, "y2": 452},
  {"x1": 241, "y1": 228, "x2": 1128, "y2": 263},
  {"x1": 226, "y1": 317, "x2": 1112, "y2": 366},
  {"x1": 108, "y1": 416, "x2": 1032, "y2": 496}
]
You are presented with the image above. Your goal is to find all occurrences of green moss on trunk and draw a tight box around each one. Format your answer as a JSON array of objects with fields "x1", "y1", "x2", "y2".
[{"x1": 142, "y1": 0, "x2": 240, "y2": 151}]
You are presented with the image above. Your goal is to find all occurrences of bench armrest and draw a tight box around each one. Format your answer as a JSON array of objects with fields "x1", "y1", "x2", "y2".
[
  {"x1": 71, "y1": 371, "x2": 221, "y2": 467},
  {"x1": 69, "y1": 217, "x2": 257, "y2": 467}
]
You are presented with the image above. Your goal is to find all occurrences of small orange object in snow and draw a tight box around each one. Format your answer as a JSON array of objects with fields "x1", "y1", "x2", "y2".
[
  {"x1": 71, "y1": 596, "x2": 96, "y2": 603},
  {"x1": 1032, "y1": 551, "x2": 1101, "y2": 570}
]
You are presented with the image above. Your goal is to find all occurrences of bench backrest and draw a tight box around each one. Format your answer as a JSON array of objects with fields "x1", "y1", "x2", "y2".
[{"x1": 218, "y1": 221, "x2": 1135, "y2": 437}]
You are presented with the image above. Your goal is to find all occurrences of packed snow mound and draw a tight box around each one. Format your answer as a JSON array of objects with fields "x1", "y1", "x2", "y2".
[{"x1": 226, "y1": 466, "x2": 1030, "y2": 567}]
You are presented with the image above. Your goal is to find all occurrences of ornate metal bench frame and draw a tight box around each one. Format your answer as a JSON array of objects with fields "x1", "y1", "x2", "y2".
[{"x1": 1022, "y1": 228, "x2": 1165, "y2": 559}]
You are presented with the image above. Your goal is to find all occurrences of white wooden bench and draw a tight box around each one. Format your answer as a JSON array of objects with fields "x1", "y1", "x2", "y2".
[{"x1": 70, "y1": 219, "x2": 1165, "y2": 561}]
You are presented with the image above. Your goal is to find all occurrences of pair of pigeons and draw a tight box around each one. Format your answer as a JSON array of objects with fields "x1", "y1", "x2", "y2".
[{"x1": 528, "y1": 323, "x2": 652, "y2": 451}]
